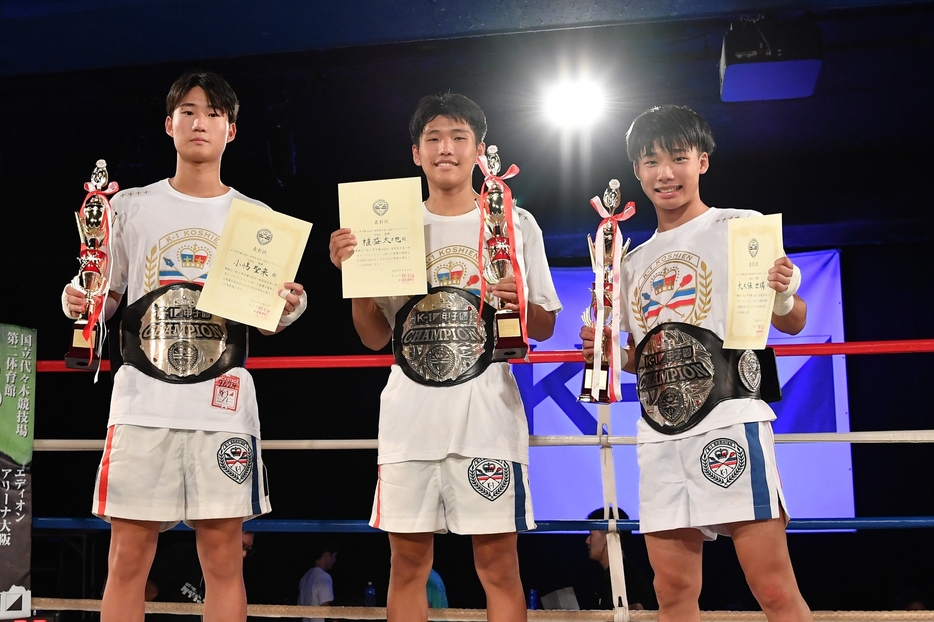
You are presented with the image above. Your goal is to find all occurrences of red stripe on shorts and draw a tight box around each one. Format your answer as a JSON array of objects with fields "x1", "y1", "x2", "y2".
[
  {"x1": 373, "y1": 465, "x2": 382, "y2": 529},
  {"x1": 96, "y1": 426, "x2": 116, "y2": 515}
]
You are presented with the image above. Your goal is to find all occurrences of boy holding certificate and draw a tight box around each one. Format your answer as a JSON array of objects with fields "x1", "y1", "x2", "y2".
[
  {"x1": 581, "y1": 105, "x2": 811, "y2": 620},
  {"x1": 61, "y1": 71, "x2": 307, "y2": 622},
  {"x1": 329, "y1": 93, "x2": 562, "y2": 621}
]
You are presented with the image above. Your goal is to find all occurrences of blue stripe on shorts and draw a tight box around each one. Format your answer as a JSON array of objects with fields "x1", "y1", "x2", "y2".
[
  {"x1": 743, "y1": 422, "x2": 770, "y2": 520},
  {"x1": 512, "y1": 462, "x2": 528, "y2": 531},
  {"x1": 250, "y1": 437, "x2": 261, "y2": 516}
]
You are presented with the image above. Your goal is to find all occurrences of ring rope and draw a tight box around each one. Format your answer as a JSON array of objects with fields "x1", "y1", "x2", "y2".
[
  {"x1": 27, "y1": 599, "x2": 934, "y2": 621},
  {"x1": 31, "y1": 338, "x2": 934, "y2": 373},
  {"x1": 31, "y1": 430, "x2": 934, "y2": 452}
]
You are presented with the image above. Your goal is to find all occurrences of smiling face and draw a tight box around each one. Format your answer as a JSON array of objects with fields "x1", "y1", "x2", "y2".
[
  {"x1": 633, "y1": 142, "x2": 709, "y2": 224},
  {"x1": 412, "y1": 115, "x2": 484, "y2": 194},
  {"x1": 165, "y1": 86, "x2": 236, "y2": 165}
]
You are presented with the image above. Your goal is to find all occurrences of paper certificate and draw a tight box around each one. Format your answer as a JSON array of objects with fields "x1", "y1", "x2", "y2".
[
  {"x1": 338, "y1": 177, "x2": 427, "y2": 298},
  {"x1": 197, "y1": 198, "x2": 312, "y2": 332},
  {"x1": 724, "y1": 214, "x2": 783, "y2": 350}
]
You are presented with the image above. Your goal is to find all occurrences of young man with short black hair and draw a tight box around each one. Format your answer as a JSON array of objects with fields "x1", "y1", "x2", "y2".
[
  {"x1": 330, "y1": 92, "x2": 561, "y2": 622},
  {"x1": 298, "y1": 540, "x2": 338, "y2": 622},
  {"x1": 62, "y1": 71, "x2": 307, "y2": 622},
  {"x1": 582, "y1": 105, "x2": 811, "y2": 621}
]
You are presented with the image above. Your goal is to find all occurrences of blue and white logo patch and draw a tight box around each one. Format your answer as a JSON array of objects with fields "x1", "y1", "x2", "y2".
[
  {"x1": 217, "y1": 437, "x2": 253, "y2": 484},
  {"x1": 700, "y1": 438, "x2": 746, "y2": 488},
  {"x1": 468, "y1": 459, "x2": 511, "y2": 501}
]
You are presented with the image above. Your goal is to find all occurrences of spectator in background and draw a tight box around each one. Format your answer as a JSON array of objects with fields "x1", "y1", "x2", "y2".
[
  {"x1": 585, "y1": 508, "x2": 656, "y2": 610},
  {"x1": 298, "y1": 540, "x2": 339, "y2": 622},
  {"x1": 146, "y1": 530, "x2": 256, "y2": 621}
]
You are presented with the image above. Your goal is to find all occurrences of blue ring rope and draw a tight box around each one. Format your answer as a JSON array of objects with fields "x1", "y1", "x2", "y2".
[{"x1": 32, "y1": 516, "x2": 934, "y2": 532}]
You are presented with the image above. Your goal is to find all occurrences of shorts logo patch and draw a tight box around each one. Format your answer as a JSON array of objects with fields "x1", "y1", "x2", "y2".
[
  {"x1": 468, "y1": 458, "x2": 511, "y2": 501},
  {"x1": 700, "y1": 438, "x2": 746, "y2": 488},
  {"x1": 217, "y1": 437, "x2": 253, "y2": 484}
]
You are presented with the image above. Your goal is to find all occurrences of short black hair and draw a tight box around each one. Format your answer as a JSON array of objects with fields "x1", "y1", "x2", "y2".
[
  {"x1": 409, "y1": 92, "x2": 487, "y2": 146},
  {"x1": 588, "y1": 507, "x2": 631, "y2": 548},
  {"x1": 310, "y1": 539, "x2": 340, "y2": 562},
  {"x1": 626, "y1": 104, "x2": 716, "y2": 162},
  {"x1": 166, "y1": 71, "x2": 240, "y2": 124}
]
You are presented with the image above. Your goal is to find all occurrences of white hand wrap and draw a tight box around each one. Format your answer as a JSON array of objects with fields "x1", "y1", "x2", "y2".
[
  {"x1": 278, "y1": 290, "x2": 308, "y2": 327},
  {"x1": 61, "y1": 283, "x2": 82, "y2": 320},
  {"x1": 773, "y1": 264, "x2": 801, "y2": 317},
  {"x1": 619, "y1": 347, "x2": 629, "y2": 370}
]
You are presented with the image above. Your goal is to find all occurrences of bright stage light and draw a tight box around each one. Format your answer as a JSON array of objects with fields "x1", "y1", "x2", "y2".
[{"x1": 544, "y1": 80, "x2": 605, "y2": 127}]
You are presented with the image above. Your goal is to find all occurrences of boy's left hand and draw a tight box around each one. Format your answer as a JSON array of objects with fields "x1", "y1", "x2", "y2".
[
  {"x1": 490, "y1": 275, "x2": 519, "y2": 311},
  {"x1": 767, "y1": 257, "x2": 797, "y2": 293},
  {"x1": 277, "y1": 281, "x2": 307, "y2": 327}
]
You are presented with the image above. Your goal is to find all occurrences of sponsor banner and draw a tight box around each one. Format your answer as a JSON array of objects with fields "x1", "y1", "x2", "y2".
[
  {"x1": 0, "y1": 324, "x2": 35, "y2": 619},
  {"x1": 519, "y1": 250, "x2": 854, "y2": 523}
]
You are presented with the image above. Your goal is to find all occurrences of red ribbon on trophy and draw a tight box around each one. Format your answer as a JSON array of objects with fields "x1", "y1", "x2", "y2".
[
  {"x1": 65, "y1": 160, "x2": 118, "y2": 371},
  {"x1": 77, "y1": 181, "x2": 118, "y2": 341},
  {"x1": 588, "y1": 187, "x2": 635, "y2": 403},
  {"x1": 476, "y1": 146, "x2": 529, "y2": 360}
]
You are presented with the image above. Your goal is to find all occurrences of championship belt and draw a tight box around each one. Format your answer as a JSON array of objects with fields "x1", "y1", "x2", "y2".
[
  {"x1": 120, "y1": 283, "x2": 248, "y2": 384},
  {"x1": 393, "y1": 286, "x2": 495, "y2": 387},
  {"x1": 635, "y1": 322, "x2": 781, "y2": 435}
]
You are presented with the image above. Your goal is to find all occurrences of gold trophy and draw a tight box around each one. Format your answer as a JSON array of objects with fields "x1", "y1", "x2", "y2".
[
  {"x1": 480, "y1": 145, "x2": 529, "y2": 361},
  {"x1": 579, "y1": 179, "x2": 631, "y2": 403},
  {"x1": 65, "y1": 159, "x2": 117, "y2": 370}
]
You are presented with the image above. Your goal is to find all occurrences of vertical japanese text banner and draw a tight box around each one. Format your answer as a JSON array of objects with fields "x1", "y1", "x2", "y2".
[{"x1": 0, "y1": 324, "x2": 35, "y2": 619}]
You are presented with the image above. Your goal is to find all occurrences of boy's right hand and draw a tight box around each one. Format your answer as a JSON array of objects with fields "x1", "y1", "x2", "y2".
[
  {"x1": 328, "y1": 228, "x2": 357, "y2": 270},
  {"x1": 63, "y1": 283, "x2": 87, "y2": 319},
  {"x1": 580, "y1": 324, "x2": 613, "y2": 363}
]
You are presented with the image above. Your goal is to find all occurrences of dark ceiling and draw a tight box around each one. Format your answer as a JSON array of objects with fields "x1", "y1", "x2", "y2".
[
  {"x1": 0, "y1": 0, "x2": 920, "y2": 77},
  {"x1": 2, "y1": 0, "x2": 933, "y2": 262}
]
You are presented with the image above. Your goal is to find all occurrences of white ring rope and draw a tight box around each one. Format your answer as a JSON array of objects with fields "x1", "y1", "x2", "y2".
[
  {"x1": 28, "y1": 599, "x2": 934, "y2": 621},
  {"x1": 31, "y1": 430, "x2": 934, "y2": 451}
]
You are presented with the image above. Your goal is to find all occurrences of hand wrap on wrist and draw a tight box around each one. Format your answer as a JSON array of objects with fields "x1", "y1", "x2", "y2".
[
  {"x1": 619, "y1": 347, "x2": 629, "y2": 369},
  {"x1": 773, "y1": 264, "x2": 801, "y2": 317},
  {"x1": 278, "y1": 290, "x2": 308, "y2": 327}
]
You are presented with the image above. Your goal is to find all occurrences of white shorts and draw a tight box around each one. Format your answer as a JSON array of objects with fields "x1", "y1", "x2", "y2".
[
  {"x1": 369, "y1": 456, "x2": 534, "y2": 535},
  {"x1": 92, "y1": 424, "x2": 271, "y2": 529},
  {"x1": 638, "y1": 421, "x2": 787, "y2": 539}
]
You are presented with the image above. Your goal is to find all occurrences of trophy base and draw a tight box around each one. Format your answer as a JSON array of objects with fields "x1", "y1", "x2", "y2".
[
  {"x1": 492, "y1": 310, "x2": 528, "y2": 361},
  {"x1": 578, "y1": 362, "x2": 610, "y2": 403},
  {"x1": 64, "y1": 322, "x2": 100, "y2": 371}
]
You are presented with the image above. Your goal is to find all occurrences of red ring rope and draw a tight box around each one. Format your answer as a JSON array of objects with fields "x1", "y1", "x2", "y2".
[{"x1": 34, "y1": 339, "x2": 934, "y2": 372}]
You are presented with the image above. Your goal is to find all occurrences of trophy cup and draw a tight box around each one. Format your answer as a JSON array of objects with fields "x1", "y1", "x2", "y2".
[
  {"x1": 64, "y1": 159, "x2": 118, "y2": 370},
  {"x1": 579, "y1": 179, "x2": 634, "y2": 403},
  {"x1": 480, "y1": 145, "x2": 529, "y2": 361}
]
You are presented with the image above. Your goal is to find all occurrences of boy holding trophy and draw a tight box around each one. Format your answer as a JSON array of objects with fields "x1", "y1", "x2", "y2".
[
  {"x1": 580, "y1": 105, "x2": 811, "y2": 620},
  {"x1": 61, "y1": 71, "x2": 307, "y2": 622},
  {"x1": 329, "y1": 93, "x2": 561, "y2": 621}
]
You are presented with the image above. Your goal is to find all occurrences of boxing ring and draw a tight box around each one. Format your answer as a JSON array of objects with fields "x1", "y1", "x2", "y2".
[{"x1": 28, "y1": 339, "x2": 934, "y2": 621}]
